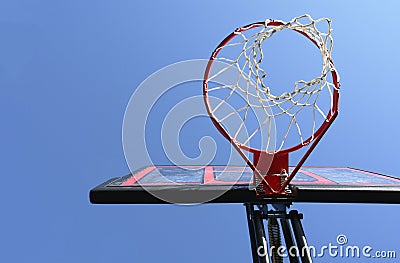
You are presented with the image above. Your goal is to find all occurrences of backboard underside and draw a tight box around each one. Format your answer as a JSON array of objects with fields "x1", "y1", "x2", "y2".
[{"x1": 90, "y1": 166, "x2": 400, "y2": 204}]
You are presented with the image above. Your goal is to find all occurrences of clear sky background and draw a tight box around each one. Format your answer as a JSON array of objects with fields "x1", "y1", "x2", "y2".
[{"x1": 1, "y1": 1, "x2": 400, "y2": 262}]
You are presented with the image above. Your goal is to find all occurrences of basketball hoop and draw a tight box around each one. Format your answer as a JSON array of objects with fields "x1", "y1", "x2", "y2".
[{"x1": 203, "y1": 14, "x2": 340, "y2": 196}]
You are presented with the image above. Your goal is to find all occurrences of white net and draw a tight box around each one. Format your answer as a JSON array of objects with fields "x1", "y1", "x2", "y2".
[{"x1": 205, "y1": 14, "x2": 339, "y2": 153}]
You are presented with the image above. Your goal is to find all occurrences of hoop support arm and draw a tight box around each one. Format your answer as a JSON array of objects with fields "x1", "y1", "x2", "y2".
[{"x1": 279, "y1": 111, "x2": 338, "y2": 193}]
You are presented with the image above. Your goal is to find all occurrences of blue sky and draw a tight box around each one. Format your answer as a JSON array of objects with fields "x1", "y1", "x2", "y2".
[{"x1": 1, "y1": 1, "x2": 400, "y2": 262}]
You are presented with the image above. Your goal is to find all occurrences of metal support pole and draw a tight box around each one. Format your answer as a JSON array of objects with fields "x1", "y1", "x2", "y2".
[
  {"x1": 253, "y1": 209, "x2": 270, "y2": 263},
  {"x1": 245, "y1": 203, "x2": 270, "y2": 263},
  {"x1": 289, "y1": 210, "x2": 313, "y2": 263},
  {"x1": 280, "y1": 218, "x2": 299, "y2": 263},
  {"x1": 245, "y1": 203, "x2": 260, "y2": 263},
  {"x1": 246, "y1": 205, "x2": 312, "y2": 263}
]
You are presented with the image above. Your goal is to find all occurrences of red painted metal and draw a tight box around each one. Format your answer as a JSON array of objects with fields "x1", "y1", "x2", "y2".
[{"x1": 203, "y1": 20, "x2": 340, "y2": 196}]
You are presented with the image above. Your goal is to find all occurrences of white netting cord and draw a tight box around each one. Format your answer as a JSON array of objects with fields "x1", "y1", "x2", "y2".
[{"x1": 206, "y1": 14, "x2": 339, "y2": 152}]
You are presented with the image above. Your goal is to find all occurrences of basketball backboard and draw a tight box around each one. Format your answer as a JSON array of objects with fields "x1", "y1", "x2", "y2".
[{"x1": 90, "y1": 166, "x2": 400, "y2": 204}]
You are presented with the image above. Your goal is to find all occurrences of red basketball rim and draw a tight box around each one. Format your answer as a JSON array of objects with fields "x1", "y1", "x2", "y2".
[{"x1": 203, "y1": 20, "x2": 340, "y2": 156}]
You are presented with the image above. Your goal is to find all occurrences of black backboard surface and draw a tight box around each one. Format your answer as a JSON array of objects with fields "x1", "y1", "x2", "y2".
[{"x1": 90, "y1": 166, "x2": 400, "y2": 204}]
